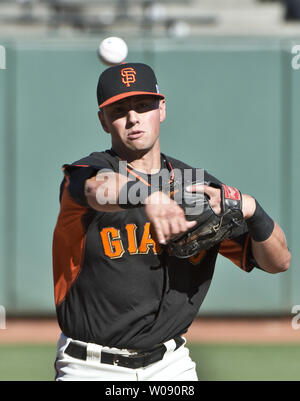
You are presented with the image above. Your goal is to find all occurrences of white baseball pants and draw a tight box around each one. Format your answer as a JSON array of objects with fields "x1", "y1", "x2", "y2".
[{"x1": 54, "y1": 333, "x2": 198, "y2": 381}]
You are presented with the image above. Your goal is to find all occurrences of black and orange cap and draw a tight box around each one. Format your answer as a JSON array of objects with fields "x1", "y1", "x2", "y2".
[{"x1": 97, "y1": 62, "x2": 165, "y2": 109}]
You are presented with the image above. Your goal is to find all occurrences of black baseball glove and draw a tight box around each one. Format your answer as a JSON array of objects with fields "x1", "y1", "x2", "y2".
[{"x1": 167, "y1": 181, "x2": 244, "y2": 258}]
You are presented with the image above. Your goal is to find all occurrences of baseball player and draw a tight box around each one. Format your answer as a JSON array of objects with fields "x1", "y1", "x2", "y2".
[{"x1": 52, "y1": 62, "x2": 291, "y2": 381}]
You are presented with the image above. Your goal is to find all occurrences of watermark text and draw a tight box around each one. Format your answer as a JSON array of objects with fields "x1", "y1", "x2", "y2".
[
  {"x1": 291, "y1": 305, "x2": 300, "y2": 330},
  {"x1": 0, "y1": 305, "x2": 6, "y2": 329},
  {"x1": 94, "y1": 163, "x2": 205, "y2": 215},
  {"x1": 0, "y1": 45, "x2": 6, "y2": 70},
  {"x1": 291, "y1": 45, "x2": 300, "y2": 70}
]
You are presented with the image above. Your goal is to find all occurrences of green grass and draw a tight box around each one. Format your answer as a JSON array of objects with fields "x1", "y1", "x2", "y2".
[
  {"x1": 0, "y1": 343, "x2": 300, "y2": 381},
  {"x1": 0, "y1": 344, "x2": 56, "y2": 381},
  {"x1": 188, "y1": 343, "x2": 300, "y2": 381}
]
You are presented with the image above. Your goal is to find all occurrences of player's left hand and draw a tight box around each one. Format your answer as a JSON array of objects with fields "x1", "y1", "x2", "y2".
[{"x1": 186, "y1": 184, "x2": 256, "y2": 220}]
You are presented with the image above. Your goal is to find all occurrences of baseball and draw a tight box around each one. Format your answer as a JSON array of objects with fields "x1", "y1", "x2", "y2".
[{"x1": 98, "y1": 37, "x2": 128, "y2": 66}]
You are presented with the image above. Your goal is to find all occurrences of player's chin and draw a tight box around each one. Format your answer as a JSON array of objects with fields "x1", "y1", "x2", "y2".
[{"x1": 126, "y1": 139, "x2": 151, "y2": 152}]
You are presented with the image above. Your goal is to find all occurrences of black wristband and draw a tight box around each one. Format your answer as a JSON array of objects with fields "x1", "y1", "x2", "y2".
[
  {"x1": 246, "y1": 200, "x2": 275, "y2": 242},
  {"x1": 118, "y1": 180, "x2": 154, "y2": 209}
]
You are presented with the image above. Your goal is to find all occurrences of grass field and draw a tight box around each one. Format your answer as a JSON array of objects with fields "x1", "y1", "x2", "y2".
[
  {"x1": 188, "y1": 343, "x2": 300, "y2": 381},
  {"x1": 0, "y1": 343, "x2": 300, "y2": 381}
]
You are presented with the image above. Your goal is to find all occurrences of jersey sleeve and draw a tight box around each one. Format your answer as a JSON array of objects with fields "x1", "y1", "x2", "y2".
[
  {"x1": 63, "y1": 166, "x2": 99, "y2": 207},
  {"x1": 60, "y1": 151, "x2": 116, "y2": 207},
  {"x1": 218, "y1": 226, "x2": 258, "y2": 273}
]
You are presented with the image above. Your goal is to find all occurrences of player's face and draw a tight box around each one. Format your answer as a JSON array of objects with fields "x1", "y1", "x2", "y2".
[{"x1": 99, "y1": 95, "x2": 166, "y2": 155}]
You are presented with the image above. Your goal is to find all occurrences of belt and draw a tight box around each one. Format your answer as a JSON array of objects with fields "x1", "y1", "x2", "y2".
[{"x1": 64, "y1": 336, "x2": 185, "y2": 369}]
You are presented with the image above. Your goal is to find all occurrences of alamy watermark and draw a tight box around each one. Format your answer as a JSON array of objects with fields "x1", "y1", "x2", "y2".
[
  {"x1": 0, "y1": 45, "x2": 6, "y2": 70},
  {"x1": 291, "y1": 45, "x2": 300, "y2": 70},
  {"x1": 94, "y1": 163, "x2": 205, "y2": 215},
  {"x1": 0, "y1": 305, "x2": 6, "y2": 329},
  {"x1": 291, "y1": 305, "x2": 300, "y2": 330}
]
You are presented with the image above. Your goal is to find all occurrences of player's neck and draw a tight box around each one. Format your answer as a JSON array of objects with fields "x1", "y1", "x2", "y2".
[
  {"x1": 128, "y1": 153, "x2": 161, "y2": 174},
  {"x1": 112, "y1": 144, "x2": 161, "y2": 174}
]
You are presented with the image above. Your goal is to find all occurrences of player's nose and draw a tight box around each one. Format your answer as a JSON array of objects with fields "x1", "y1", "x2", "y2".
[{"x1": 126, "y1": 109, "x2": 139, "y2": 126}]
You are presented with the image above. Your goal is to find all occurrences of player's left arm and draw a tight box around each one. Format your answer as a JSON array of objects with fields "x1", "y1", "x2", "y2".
[
  {"x1": 188, "y1": 180, "x2": 291, "y2": 274},
  {"x1": 241, "y1": 194, "x2": 291, "y2": 274},
  {"x1": 205, "y1": 185, "x2": 291, "y2": 273}
]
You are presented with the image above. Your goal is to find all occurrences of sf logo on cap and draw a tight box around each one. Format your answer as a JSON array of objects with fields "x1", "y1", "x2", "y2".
[{"x1": 121, "y1": 67, "x2": 136, "y2": 87}]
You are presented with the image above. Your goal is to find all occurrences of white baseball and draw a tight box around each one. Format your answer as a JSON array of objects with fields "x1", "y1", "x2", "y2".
[{"x1": 98, "y1": 37, "x2": 128, "y2": 66}]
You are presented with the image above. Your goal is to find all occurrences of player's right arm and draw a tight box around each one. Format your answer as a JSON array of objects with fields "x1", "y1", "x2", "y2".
[
  {"x1": 84, "y1": 171, "x2": 196, "y2": 243},
  {"x1": 84, "y1": 171, "x2": 129, "y2": 212}
]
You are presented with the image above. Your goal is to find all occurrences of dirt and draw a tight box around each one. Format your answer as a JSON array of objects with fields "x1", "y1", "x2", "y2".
[{"x1": 0, "y1": 317, "x2": 299, "y2": 344}]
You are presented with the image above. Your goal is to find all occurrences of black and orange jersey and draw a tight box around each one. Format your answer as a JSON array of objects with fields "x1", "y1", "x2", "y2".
[{"x1": 52, "y1": 150, "x2": 258, "y2": 350}]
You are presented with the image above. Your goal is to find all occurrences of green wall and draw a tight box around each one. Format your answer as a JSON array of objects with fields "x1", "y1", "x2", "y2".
[
  {"x1": 0, "y1": 37, "x2": 298, "y2": 315},
  {"x1": 290, "y1": 43, "x2": 300, "y2": 310},
  {"x1": 0, "y1": 44, "x2": 6, "y2": 312}
]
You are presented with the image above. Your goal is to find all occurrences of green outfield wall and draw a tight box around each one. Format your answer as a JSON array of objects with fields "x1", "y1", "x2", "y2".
[{"x1": 0, "y1": 36, "x2": 298, "y2": 315}]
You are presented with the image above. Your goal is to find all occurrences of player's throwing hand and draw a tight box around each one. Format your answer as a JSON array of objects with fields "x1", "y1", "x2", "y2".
[{"x1": 145, "y1": 191, "x2": 196, "y2": 244}]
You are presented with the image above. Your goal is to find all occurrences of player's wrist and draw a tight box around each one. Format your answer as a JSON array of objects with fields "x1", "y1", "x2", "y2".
[
  {"x1": 245, "y1": 199, "x2": 275, "y2": 242},
  {"x1": 241, "y1": 194, "x2": 256, "y2": 220}
]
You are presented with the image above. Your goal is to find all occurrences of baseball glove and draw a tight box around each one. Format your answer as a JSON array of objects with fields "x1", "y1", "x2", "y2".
[{"x1": 167, "y1": 181, "x2": 244, "y2": 258}]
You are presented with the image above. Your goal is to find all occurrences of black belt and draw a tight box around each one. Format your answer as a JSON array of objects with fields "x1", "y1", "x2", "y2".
[{"x1": 65, "y1": 336, "x2": 185, "y2": 369}]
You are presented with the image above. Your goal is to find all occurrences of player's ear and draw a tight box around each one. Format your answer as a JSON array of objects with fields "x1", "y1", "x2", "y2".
[
  {"x1": 98, "y1": 110, "x2": 110, "y2": 134},
  {"x1": 159, "y1": 99, "x2": 166, "y2": 123}
]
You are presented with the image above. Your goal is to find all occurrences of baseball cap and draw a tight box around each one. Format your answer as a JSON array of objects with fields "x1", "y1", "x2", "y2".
[{"x1": 97, "y1": 62, "x2": 165, "y2": 109}]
